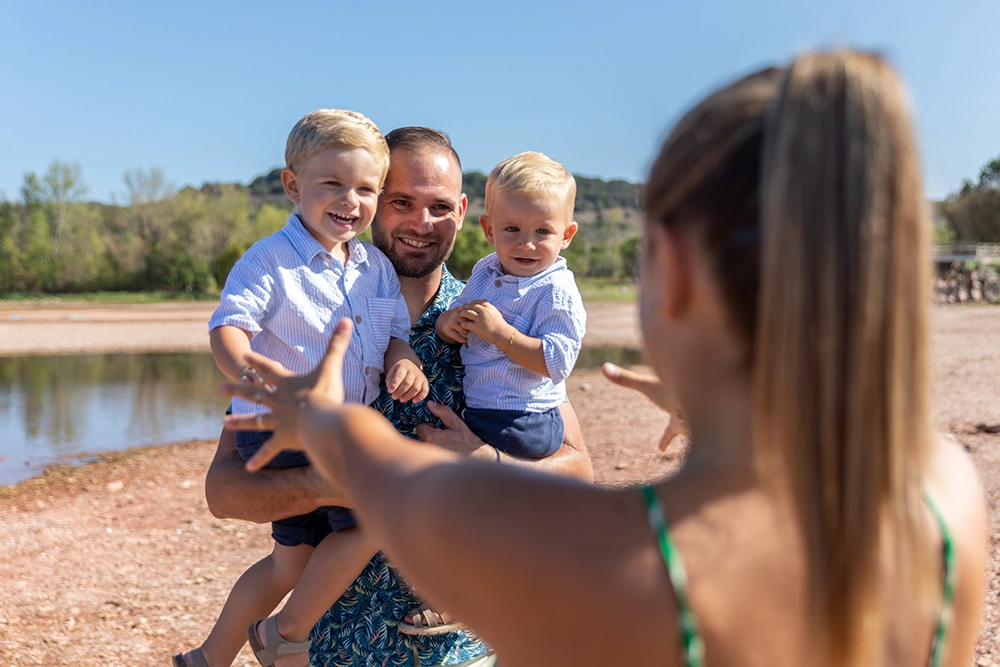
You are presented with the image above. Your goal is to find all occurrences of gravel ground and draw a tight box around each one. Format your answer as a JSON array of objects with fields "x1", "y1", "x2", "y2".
[{"x1": 0, "y1": 301, "x2": 996, "y2": 666}]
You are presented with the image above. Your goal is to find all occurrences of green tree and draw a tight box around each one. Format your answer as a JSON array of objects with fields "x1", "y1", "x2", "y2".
[
  {"x1": 940, "y1": 153, "x2": 1000, "y2": 242},
  {"x1": 448, "y1": 215, "x2": 493, "y2": 279},
  {"x1": 17, "y1": 160, "x2": 91, "y2": 290}
]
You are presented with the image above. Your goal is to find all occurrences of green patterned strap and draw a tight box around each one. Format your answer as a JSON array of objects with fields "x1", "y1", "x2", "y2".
[
  {"x1": 923, "y1": 490, "x2": 957, "y2": 667},
  {"x1": 641, "y1": 486, "x2": 706, "y2": 667}
]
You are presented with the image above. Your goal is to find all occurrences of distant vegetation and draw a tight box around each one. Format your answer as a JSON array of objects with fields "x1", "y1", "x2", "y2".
[
  {"x1": 936, "y1": 154, "x2": 1000, "y2": 243},
  {"x1": 0, "y1": 160, "x2": 644, "y2": 295}
]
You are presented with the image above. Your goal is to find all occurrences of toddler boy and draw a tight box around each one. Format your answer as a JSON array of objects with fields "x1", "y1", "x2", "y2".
[
  {"x1": 175, "y1": 109, "x2": 428, "y2": 667},
  {"x1": 436, "y1": 151, "x2": 586, "y2": 460}
]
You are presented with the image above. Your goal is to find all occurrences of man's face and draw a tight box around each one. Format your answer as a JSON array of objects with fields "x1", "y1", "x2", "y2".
[{"x1": 373, "y1": 149, "x2": 467, "y2": 278}]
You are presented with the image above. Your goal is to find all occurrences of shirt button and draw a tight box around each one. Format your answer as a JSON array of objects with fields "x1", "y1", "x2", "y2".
[
  {"x1": 355, "y1": 315, "x2": 363, "y2": 323},
  {"x1": 494, "y1": 279, "x2": 502, "y2": 287}
]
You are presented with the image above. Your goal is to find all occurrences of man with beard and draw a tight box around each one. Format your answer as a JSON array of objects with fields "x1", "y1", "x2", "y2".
[{"x1": 204, "y1": 126, "x2": 591, "y2": 666}]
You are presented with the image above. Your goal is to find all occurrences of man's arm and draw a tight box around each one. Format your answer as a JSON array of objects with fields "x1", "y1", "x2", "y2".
[
  {"x1": 204, "y1": 427, "x2": 350, "y2": 523},
  {"x1": 415, "y1": 401, "x2": 594, "y2": 483}
]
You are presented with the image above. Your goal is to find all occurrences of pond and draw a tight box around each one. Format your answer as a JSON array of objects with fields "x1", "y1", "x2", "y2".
[
  {"x1": 0, "y1": 346, "x2": 643, "y2": 487},
  {"x1": 0, "y1": 352, "x2": 230, "y2": 486}
]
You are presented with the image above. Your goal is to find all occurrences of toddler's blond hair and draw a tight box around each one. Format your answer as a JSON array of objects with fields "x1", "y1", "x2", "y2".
[
  {"x1": 285, "y1": 109, "x2": 390, "y2": 186},
  {"x1": 485, "y1": 151, "x2": 576, "y2": 219}
]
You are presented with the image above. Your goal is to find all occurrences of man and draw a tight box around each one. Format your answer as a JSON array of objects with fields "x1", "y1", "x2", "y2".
[{"x1": 204, "y1": 127, "x2": 592, "y2": 666}]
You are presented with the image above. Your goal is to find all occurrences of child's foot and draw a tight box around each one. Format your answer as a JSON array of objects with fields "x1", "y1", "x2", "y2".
[
  {"x1": 171, "y1": 648, "x2": 209, "y2": 667},
  {"x1": 248, "y1": 616, "x2": 311, "y2": 667},
  {"x1": 398, "y1": 603, "x2": 466, "y2": 636}
]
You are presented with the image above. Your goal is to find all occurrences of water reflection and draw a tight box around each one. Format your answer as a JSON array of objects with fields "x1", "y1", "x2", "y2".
[
  {"x1": 0, "y1": 347, "x2": 643, "y2": 487},
  {"x1": 0, "y1": 353, "x2": 230, "y2": 486}
]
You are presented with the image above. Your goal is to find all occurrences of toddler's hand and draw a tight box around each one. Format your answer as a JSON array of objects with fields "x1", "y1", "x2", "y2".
[
  {"x1": 437, "y1": 308, "x2": 469, "y2": 343},
  {"x1": 459, "y1": 301, "x2": 510, "y2": 347},
  {"x1": 385, "y1": 359, "x2": 429, "y2": 403}
]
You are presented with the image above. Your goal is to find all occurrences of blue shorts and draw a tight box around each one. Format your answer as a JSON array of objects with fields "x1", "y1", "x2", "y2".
[
  {"x1": 462, "y1": 406, "x2": 563, "y2": 459},
  {"x1": 235, "y1": 430, "x2": 356, "y2": 546}
]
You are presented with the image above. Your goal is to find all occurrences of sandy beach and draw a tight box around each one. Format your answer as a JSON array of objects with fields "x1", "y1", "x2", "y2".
[{"x1": 0, "y1": 301, "x2": 996, "y2": 666}]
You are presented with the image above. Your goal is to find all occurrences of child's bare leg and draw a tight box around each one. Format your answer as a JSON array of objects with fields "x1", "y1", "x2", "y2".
[
  {"x1": 188, "y1": 543, "x2": 312, "y2": 667},
  {"x1": 254, "y1": 526, "x2": 378, "y2": 666}
]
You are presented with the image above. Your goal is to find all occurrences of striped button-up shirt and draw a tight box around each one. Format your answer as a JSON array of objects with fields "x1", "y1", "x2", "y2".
[
  {"x1": 209, "y1": 214, "x2": 409, "y2": 416},
  {"x1": 454, "y1": 253, "x2": 586, "y2": 412}
]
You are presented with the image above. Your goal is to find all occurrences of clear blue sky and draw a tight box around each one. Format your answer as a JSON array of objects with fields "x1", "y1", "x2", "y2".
[{"x1": 2, "y1": 0, "x2": 997, "y2": 203}]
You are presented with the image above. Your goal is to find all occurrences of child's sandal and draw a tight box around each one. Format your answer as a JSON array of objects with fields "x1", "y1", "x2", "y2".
[
  {"x1": 247, "y1": 616, "x2": 312, "y2": 667},
  {"x1": 397, "y1": 603, "x2": 466, "y2": 636},
  {"x1": 171, "y1": 648, "x2": 210, "y2": 667}
]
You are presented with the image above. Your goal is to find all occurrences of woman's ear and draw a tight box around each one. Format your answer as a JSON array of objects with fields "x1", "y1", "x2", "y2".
[{"x1": 648, "y1": 223, "x2": 692, "y2": 321}]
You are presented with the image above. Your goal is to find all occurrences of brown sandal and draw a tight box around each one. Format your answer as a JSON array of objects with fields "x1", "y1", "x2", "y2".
[
  {"x1": 247, "y1": 616, "x2": 312, "y2": 667},
  {"x1": 397, "y1": 603, "x2": 466, "y2": 636}
]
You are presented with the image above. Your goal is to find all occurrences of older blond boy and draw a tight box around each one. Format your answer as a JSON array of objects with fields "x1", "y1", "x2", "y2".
[
  {"x1": 435, "y1": 151, "x2": 586, "y2": 461},
  {"x1": 176, "y1": 110, "x2": 428, "y2": 667}
]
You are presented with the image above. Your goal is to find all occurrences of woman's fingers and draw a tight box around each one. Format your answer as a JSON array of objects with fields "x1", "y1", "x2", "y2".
[
  {"x1": 601, "y1": 363, "x2": 672, "y2": 411},
  {"x1": 221, "y1": 381, "x2": 273, "y2": 407},
  {"x1": 317, "y1": 318, "x2": 354, "y2": 389},
  {"x1": 245, "y1": 433, "x2": 291, "y2": 472},
  {"x1": 239, "y1": 351, "x2": 290, "y2": 387},
  {"x1": 223, "y1": 412, "x2": 270, "y2": 432}
]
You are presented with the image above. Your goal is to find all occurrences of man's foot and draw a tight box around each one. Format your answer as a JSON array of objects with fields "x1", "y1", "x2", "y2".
[
  {"x1": 248, "y1": 616, "x2": 311, "y2": 667},
  {"x1": 398, "y1": 603, "x2": 466, "y2": 636}
]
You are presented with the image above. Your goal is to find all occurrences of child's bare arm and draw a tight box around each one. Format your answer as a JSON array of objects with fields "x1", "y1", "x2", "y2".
[
  {"x1": 435, "y1": 307, "x2": 469, "y2": 344},
  {"x1": 384, "y1": 337, "x2": 429, "y2": 402},
  {"x1": 210, "y1": 325, "x2": 258, "y2": 383},
  {"x1": 459, "y1": 300, "x2": 550, "y2": 377}
]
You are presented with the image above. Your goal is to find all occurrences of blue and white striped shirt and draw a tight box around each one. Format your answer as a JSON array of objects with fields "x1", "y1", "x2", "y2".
[
  {"x1": 209, "y1": 214, "x2": 410, "y2": 416},
  {"x1": 454, "y1": 253, "x2": 586, "y2": 412}
]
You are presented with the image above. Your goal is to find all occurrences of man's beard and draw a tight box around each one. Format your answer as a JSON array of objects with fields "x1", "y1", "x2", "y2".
[{"x1": 371, "y1": 222, "x2": 455, "y2": 279}]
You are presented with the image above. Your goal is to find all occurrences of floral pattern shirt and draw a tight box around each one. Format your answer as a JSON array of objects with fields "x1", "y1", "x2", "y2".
[{"x1": 310, "y1": 266, "x2": 489, "y2": 666}]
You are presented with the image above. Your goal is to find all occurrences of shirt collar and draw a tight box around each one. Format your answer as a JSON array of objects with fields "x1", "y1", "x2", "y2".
[
  {"x1": 415, "y1": 265, "x2": 463, "y2": 330},
  {"x1": 483, "y1": 253, "x2": 566, "y2": 286},
  {"x1": 282, "y1": 213, "x2": 368, "y2": 267}
]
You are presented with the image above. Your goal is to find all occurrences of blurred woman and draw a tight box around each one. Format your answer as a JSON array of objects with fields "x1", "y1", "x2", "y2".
[{"x1": 225, "y1": 51, "x2": 987, "y2": 667}]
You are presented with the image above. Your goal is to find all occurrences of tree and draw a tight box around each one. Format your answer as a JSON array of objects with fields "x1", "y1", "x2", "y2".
[
  {"x1": 17, "y1": 160, "x2": 90, "y2": 290},
  {"x1": 940, "y1": 153, "x2": 1000, "y2": 242}
]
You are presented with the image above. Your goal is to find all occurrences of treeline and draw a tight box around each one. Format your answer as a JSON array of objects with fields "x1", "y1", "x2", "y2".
[
  {"x1": 0, "y1": 160, "x2": 643, "y2": 295},
  {"x1": 250, "y1": 167, "x2": 644, "y2": 212},
  {"x1": 936, "y1": 154, "x2": 1000, "y2": 243}
]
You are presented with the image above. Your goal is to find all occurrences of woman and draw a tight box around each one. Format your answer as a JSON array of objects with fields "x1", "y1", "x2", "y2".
[{"x1": 224, "y1": 51, "x2": 987, "y2": 667}]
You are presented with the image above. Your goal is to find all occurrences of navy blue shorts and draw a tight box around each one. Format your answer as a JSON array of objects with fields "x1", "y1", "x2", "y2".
[
  {"x1": 462, "y1": 406, "x2": 563, "y2": 459},
  {"x1": 235, "y1": 429, "x2": 356, "y2": 546}
]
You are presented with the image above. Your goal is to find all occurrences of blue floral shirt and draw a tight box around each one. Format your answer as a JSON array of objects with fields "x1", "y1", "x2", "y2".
[{"x1": 310, "y1": 266, "x2": 489, "y2": 667}]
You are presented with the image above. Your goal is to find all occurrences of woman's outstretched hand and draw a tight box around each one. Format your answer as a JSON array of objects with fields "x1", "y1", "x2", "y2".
[
  {"x1": 601, "y1": 362, "x2": 689, "y2": 451},
  {"x1": 222, "y1": 317, "x2": 354, "y2": 472}
]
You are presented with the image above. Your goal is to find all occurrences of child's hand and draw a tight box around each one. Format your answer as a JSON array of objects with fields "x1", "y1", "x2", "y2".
[
  {"x1": 458, "y1": 300, "x2": 511, "y2": 348},
  {"x1": 385, "y1": 358, "x2": 429, "y2": 403},
  {"x1": 436, "y1": 307, "x2": 470, "y2": 344}
]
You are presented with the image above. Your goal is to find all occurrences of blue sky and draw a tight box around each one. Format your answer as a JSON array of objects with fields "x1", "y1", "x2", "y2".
[{"x1": 2, "y1": 0, "x2": 997, "y2": 203}]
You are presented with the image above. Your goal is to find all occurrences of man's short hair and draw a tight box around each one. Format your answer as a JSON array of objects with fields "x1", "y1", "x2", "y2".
[
  {"x1": 485, "y1": 151, "x2": 576, "y2": 218},
  {"x1": 285, "y1": 109, "x2": 390, "y2": 184},
  {"x1": 384, "y1": 126, "x2": 462, "y2": 171}
]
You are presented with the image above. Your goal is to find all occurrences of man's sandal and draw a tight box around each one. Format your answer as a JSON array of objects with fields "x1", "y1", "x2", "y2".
[
  {"x1": 397, "y1": 603, "x2": 466, "y2": 636},
  {"x1": 171, "y1": 648, "x2": 209, "y2": 667},
  {"x1": 247, "y1": 616, "x2": 312, "y2": 667}
]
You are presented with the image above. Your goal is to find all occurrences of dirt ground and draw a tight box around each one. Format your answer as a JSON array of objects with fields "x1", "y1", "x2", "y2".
[{"x1": 0, "y1": 301, "x2": 997, "y2": 666}]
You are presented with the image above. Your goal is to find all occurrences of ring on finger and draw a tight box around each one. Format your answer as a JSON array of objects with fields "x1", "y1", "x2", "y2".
[
  {"x1": 255, "y1": 414, "x2": 264, "y2": 428},
  {"x1": 254, "y1": 389, "x2": 264, "y2": 404}
]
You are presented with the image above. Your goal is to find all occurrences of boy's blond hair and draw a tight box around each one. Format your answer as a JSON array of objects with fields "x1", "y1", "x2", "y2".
[
  {"x1": 485, "y1": 151, "x2": 576, "y2": 219},
  {"x1": 285, "y1": 109, "x2": 390, "y2": 186}
]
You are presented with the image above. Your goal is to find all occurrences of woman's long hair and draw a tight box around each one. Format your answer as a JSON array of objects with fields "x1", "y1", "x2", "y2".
[{"x1": 645, "y1": 51, "x2": 933, "y2": 665}]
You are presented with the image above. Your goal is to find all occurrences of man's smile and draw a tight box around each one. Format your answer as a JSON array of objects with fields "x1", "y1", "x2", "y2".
[{"x1": 398, "y1": 237, "x2": 435, "y2": 249}]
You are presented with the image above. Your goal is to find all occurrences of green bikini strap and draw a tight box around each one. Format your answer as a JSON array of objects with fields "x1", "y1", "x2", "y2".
[
  {"x1": 642, "y1": 485, "x2": 706, "y2": 667},
  {"x1": 923, "y1": 490, "x2": 956, "y2": 667}
]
